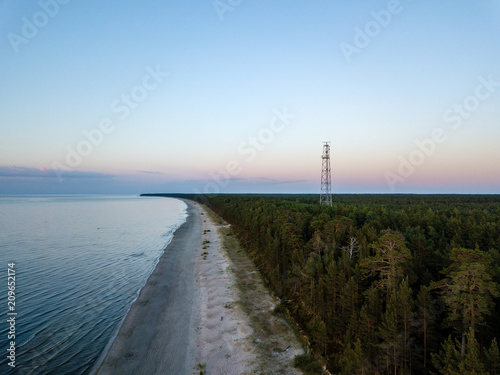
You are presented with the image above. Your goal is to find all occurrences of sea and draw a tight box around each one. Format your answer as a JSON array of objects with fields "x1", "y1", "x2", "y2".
[{"x1": 0, "y1": 195, "x2": 187, "y2": 375}]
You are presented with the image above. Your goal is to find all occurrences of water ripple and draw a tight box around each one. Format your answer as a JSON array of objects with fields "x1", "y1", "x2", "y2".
[{"x1": 0, "y1": 195, "x2": 187, "y2": 374}]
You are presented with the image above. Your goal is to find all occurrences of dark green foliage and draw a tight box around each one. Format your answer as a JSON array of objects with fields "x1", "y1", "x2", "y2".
[
  {"x1": 146, "y1": 193, "x2": 500, "y2": 374},
  {"x1": 432, "y1": 328, "x2": 489, "y2": 375},
  {"x1": 272, "y1": 303, "x2": 286, "y2": 316},
  {"x1": 433, "y1": 248, "x2": 499, "y2": 337},
  {"x1": 293, "y1": 353, "x2": 323, "y2": 374},
  {"x1": 340, "y1": 338, "x2": 365, "y2": 375},
  {"x1": 486, "y1": 338, "x2": 500, "y2": 375}
]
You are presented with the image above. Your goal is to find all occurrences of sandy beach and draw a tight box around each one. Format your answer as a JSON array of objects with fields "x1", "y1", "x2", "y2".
[
  {"x1": 95, "y1": 199, "x2": 304, "y2": 374},
  {"x1": 94, "y1": 200, "x2": 201, "y2": 375}
]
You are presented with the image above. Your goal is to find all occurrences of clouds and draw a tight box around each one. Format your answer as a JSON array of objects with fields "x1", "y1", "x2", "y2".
[
  {"x1": 1, "y1": 2, "x2": 499, "y2": 194},
  {"x1": 0, "y1": 166, "x2": 113, "y2": 179},
  {"x1": 137, "y1": 170, "x2": 163, "y2": 175}
]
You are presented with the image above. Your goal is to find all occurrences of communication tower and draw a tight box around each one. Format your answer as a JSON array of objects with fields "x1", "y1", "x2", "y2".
[{"x1": 320, "y1": 142, "x2": 332, "y2": 206}]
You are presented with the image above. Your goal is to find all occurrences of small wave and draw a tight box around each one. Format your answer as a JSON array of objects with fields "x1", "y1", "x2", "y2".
[
  {"x1": 129, "y1": 252, "x2": 144, "y2": 258},
  {"x1": 19, "y1": 333, "x2": 36, "y2": 347}
]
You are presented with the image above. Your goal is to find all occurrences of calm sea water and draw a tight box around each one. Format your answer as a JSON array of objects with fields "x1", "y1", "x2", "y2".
[{"x1": 0, "y1": 195, "x2": 187, "y2": 375}]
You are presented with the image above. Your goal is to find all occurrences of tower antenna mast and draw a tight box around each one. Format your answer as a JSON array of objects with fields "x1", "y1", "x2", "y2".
[{"x1": 320, "y1": 142, "x2": 332, "y2": 206}]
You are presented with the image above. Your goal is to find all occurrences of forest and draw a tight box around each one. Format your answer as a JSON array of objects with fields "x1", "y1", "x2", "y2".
[{"x1": 145, "y1": 193, "x2": 500, "y2": 374}]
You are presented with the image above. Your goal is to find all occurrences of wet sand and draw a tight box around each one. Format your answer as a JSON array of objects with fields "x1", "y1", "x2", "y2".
[{"x1": 94, "y1": 199, "x2": 201, "y2": 375}]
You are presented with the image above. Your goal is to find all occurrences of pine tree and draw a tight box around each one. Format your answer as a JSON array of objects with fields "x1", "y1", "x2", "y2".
[
  {"x1": 487, "y1": 338, "x2": 500, "y2": 375},
  {"x1": 309, "y1": 315, "x2": 328, "y2": 356},
  {"x1": 362, "y1": 233, "x2": 411, "y2": 302},
  {"x1": 397, "y1": 278, "x2": 414, "y2": 373},
  {"x1": 433, "y1": 248, "x2": 499, "y2": 353},
  {"x1": 459, "y1": 328, "x2": 488, "y2": 375},
  {"x1": 341, "y1": 338, "x2": 365, "y2": 375},
  {"x1": 416, "y1": 285, "x2": 433, "y2": 370},
  {"x1": 431, "y1": 335, "x2": 460, "y2": 375},
  {"x1": 432, "y1": 328, "x2": 489, "y2": 375},
  {"x1": 377, "y1": 292, "x2": 400, "y2": 374},
  {"x1": 343, "y1": 276, "x2": 360, "y2": 317},
  {"x1": 358, "y1": 303, "x2": 378, "y2": 365}
]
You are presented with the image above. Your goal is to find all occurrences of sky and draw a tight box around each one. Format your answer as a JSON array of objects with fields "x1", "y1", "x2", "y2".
[{"x1": 1, "y1": 0, "x2": 499, "y2": 194}]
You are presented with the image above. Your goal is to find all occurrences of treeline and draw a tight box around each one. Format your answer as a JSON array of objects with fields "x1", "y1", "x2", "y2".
[{"x1": 187, "y1": 194, "x2": 500, "y2": 375}]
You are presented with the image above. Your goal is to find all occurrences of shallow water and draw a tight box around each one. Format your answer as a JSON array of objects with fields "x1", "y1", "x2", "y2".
[{"x1": 0, "y1": 195, "x2": 186, "y2": 374}]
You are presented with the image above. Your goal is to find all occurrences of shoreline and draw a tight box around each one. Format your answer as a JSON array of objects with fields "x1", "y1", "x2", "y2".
[
  {"x1": 94, "y1": 199, "x2": 200, "y2": 375},
  {"x1": 90, "y1": 203, "x2": 189, "y2": 374},
  {"x1": 94, "y1": 198, "x2": 304, "y2": 374}
]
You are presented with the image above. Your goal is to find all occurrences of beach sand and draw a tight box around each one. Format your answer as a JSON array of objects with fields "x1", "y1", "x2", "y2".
[
  {"x1": 94, "y1": 199, "x2": 201, "y2": 375},
  {"x1": 95, "y1": 199, "x2": 304, "y2": 375}
]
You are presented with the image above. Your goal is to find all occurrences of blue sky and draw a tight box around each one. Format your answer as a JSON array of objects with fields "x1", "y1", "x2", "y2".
[{"x1": 1, "y1": 0, "x2": 499, "y2": 194}]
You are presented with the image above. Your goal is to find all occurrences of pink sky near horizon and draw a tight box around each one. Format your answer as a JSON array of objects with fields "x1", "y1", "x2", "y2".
[{"x1": 1, "y1": 1, "x2": 499, "y2": 194}]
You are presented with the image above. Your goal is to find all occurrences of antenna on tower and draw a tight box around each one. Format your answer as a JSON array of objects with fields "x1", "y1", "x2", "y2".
[{"x1": 320, "y1": 142, "x2": 332, "y2": 206}]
